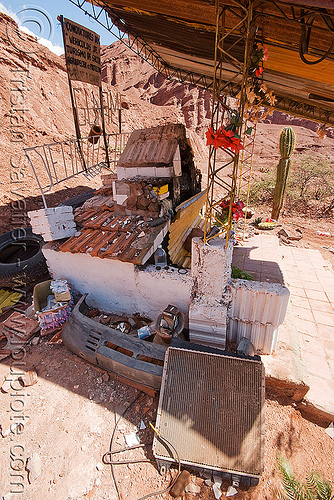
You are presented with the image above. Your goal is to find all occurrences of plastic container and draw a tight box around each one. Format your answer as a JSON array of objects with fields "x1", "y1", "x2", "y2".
[
  {"x1": 137, "y1": 323, "x2": 154, "y2": 339},
  {"x1": 154, "y1": 245, "x2": 167, "y2": 270}
]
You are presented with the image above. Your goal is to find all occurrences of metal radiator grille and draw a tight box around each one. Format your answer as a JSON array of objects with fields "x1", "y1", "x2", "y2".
[{"x1": 153, "y1": 347, "x2": 265, "y2": 477}]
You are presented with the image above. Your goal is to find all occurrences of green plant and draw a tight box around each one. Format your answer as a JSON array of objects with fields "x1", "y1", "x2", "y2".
[
  {"x1": 272, "y1": 127, "x2": 296, "y2": 220},
  {"x1": 276, "y1": 457, "x2": 333, "y2": 500},
  {"x1": 231, "y1": 265, "x2": 254, "y2": 281},
  {"x1": 288, "y1": 156, "x2": 334, "y2": 199},
  {"x1": 249, "y1": 174, "x2": 275, "y2": 205}
]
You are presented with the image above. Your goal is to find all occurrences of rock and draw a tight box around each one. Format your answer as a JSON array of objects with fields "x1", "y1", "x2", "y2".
[
  {"x1": 169, "y1": 470, "x2": 191, "y2": 498},
  {"x1": 102, "y1": 372, "x2": 109, "y2": 382},
  {"x1": 18, "y1": 370, "x2": 38, "y2": 387},
  {"x1": 26, "y1": 453, "x2": 42, "y2": 483},
  {"x1": 139, "y1": 420, "x2": 146, "y2": 430},
  {"x1": 31, "y1": 336, "x2": 40, "y2": 345},
  {"x1": 125, "y1": 432, "x2": 140, "y2": 447},
  {"x1": 212, "y1": 483, "x2": 222, "y2": 499},
  {"x1": 185, "y1": 482, "x2": 201, "y2": 493},
  {"x1": 205, "y1": 478, "x2": 213, "y2": 486},
  {"x1": 278, "y1": 227, "x2": 302, "y2": 241},
  {"x1": 226, "y1": 486, "x2": 238, "y2": 497},
  {"x1": 325, "y1": 422, "x2": 334, "y2": 439},
  {"x1": 25, "y1": 305, "x2": 36, "y2": 318},
  {"x1": 1, "y1": 378, "x2": 12, "y2": 393}
]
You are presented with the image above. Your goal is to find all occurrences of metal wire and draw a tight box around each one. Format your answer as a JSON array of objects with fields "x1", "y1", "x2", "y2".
[{"x1": 104, "y1": 391, "x2": 182, "y2": 500}]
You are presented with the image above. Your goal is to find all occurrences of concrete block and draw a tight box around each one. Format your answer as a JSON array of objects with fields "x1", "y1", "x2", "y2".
[
  {"x1": 228, "y1": 318, "x2": 278, "y2": 354},
  {"x1": 191, "y1": 237, "x2": 233, "y2": 302},
  {"x1": 139, "y1": 166, "x2": 158, "y2": 177},
  {"x1": 117, "y1": 166, "x2": 138, "y2": 180},
  {"x1": 156, "y1": 167, "x2": 174, "y2": 178},
  {"x1": 229, "y1": 280, "x2": 289, "y2": 327},
  {"x1": 189, "y1": 297, "x2": 227, "y2": 350},
  {"x1": 30, "y1": 221, "x2": 76, "y2": 232},
  {"x1": 28, "y1": 206, "x2": 76, "y2": 241},
  {"x1": 227, "y1": 279, "x2": 290, "y2": 353},
  {"x1": 28, "y1": 206, "x2": 72, "y2": 219}
]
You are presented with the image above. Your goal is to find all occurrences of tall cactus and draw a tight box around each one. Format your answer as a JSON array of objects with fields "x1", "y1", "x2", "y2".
[{"x1": 271, "y1": 127, "x2": 296, "y2": 220}]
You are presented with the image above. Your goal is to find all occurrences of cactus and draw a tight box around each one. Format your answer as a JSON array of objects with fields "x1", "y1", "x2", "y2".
[{"x1": 271, "y1": 127, "x2": 296, "y2": 220}]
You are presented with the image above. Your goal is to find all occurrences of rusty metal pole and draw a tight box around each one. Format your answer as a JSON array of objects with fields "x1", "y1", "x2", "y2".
[{"x1": 204, "y1": 0, "x2": 255, "y2": 245}]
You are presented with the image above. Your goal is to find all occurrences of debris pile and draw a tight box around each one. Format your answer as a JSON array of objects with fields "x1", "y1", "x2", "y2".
[
  {"x1": 0, "y1": 311, "x2": 40, "y2": 360},
  {"x1": 33, "y1": 279, "x2": 73, "y2": 334}
]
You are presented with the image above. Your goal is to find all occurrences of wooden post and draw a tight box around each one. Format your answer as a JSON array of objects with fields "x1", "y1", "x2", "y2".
[
  {"x1": 99, "y1": 86, "x2": 110, "y2": 170},
  {"x1": 58, "y1": 15, "x2": 87, "y2": 171},
  {"x1": 118, "y1": 107, "x2": 122, "y2": 134}
]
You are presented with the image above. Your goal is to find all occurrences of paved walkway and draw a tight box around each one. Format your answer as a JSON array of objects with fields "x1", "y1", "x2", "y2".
[{"x1": 233, "y1": 234, "x2": 334, "y2": 421}]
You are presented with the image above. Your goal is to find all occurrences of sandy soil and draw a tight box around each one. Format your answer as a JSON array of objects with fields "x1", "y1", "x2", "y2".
[
  {"x1": 1, "y1": 338, "x2": 334, "y2": 500},
  {"x1": 1, "y1": 13, "x2": 333, "y2": 500}
]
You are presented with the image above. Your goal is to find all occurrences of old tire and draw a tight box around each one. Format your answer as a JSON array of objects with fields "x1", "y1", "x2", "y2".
[{"x1": 0, "y1": 228, "x2": 48, "y2": 289}]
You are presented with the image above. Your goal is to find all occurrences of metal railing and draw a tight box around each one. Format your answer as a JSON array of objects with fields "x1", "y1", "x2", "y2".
[
  {"x1": 72, "y1": 87, "x2": 122, "y2": 128},
  {"x1": 24, "y1": 132, "x2": 130, "y2": 207}
]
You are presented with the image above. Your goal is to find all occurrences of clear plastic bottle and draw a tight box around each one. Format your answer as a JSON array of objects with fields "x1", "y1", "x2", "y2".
[{"x1": 154, "y1": 245, "x2": 167, "y2": 270}]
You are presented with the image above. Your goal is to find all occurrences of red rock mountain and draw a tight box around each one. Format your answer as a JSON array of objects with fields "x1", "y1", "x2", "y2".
[{"x1": 1, "y1": 11, "x2": 333, "y2": 217}]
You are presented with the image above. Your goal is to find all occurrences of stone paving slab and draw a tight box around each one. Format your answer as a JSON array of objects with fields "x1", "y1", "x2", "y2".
[{"x1": 233, "y1": 234, "x2": 334, "y2": 422}]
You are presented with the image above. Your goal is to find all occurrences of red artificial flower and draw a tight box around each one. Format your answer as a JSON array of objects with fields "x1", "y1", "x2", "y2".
[
  {"x1": 206, "y1": 126, "x2": 243, "y2": 154},
  {"x1": 219, "y1": 199, "x2": 245, "y2": 222},
  {"x1": 220, "y1": 129, "x2": 243, "y2": 153},
  {"x1": 206, "y1": 127, "x2": 225, "y2": 150},
  {"x1": 255, "y1": 66, "x2": 264, "y2": 78}
]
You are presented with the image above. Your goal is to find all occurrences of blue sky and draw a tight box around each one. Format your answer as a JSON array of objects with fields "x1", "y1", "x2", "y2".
[{"x1": 0, "y1": 0, "x2": 119, "y2": 54}]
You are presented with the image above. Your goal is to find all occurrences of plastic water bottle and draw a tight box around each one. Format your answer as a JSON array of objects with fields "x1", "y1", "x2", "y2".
[{"x1": 154, "y1": 245, "x2": 167, "y2": 270}]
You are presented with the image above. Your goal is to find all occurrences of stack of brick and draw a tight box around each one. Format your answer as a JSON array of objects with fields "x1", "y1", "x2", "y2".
[
  {"x1": 113, "y1": 178, "x2": 171, "y2": 218},
  {"x1": 28, "y1": 206, "x2": 76, "y2": 241},
  {"x1": 101, "y1": 173, "x2": 117, "y2": 187}
]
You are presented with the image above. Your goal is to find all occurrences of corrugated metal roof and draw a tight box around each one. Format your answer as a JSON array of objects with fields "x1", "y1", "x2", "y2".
[
  {"x1": 94, "y1": 0, "x2": 334, "y2": 124},
  {"x1": 168, "y1": 189, "x2": 206, "y2": 268},
  {"x1": 59, "y1": 209, "x2": 170, "y2": 265}
]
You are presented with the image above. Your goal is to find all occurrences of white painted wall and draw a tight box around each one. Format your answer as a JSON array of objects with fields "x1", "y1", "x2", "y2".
[{"x1": 43, "y1": 247, "x2": 193, "y2": 322}]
